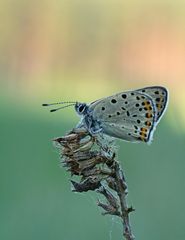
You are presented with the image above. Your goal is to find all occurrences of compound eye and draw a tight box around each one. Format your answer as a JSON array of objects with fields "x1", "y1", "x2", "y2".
[{"x1": 79, "y1": 105, "x2": 85, "y2": 113}]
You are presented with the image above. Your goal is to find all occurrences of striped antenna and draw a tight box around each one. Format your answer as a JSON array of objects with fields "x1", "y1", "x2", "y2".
[
  {"x1": 49, "y1": 103, "x2": 76, "y2": 112},
  {"x1": 42, "y1": 101, "x2": 76, "y2": 106},
  {"x1": 42, "y1": 101, "x2": 76, "y2": 112}
]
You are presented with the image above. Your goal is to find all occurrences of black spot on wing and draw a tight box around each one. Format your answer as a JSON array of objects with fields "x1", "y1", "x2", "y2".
[
  {"x1": 122, "y1": 94, "x2": 127, "y2": 99},
  {"x1": 111, "y1": 99, "x2": 117, "y2": 104}
]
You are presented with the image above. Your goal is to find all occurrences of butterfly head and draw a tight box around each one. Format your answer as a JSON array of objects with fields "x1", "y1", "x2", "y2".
[{"x1": 75, "y1": 102, "x2": 88, "y2": 115}]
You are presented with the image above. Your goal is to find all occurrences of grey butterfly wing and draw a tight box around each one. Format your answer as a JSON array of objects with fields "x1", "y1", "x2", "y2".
[
  {"x1": 89, "y1": 90, "x2": 157, "y2": 143},
  {"x1": 136, "y1": 86, "x2": 168, "y2": 123}
]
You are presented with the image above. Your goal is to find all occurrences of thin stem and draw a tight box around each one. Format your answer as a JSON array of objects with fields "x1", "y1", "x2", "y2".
[{"x1": 114, "y1": 161, "x2": 135, "y2": 240}]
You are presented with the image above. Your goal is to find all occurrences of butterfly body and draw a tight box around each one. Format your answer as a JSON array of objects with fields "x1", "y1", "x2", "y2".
[{"x1": 75, "y1": 86, "x2": 168, "y2": 144}]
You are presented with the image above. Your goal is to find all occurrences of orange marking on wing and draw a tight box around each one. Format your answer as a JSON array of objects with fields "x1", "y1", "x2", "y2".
[
  {"x1": 138, "y1": 135, "x2": 147, "y2": 142},
  {"x1": 156, "y1": 103, "x2": 162, "y2": 110},
  {"x1": 143, "y1": 100, "x2": 153, "y2": 111},
  {"x1": 145, "y1": 113, "x2": 153, "y2": 118},
  {"x1": 141, "y1": 127, "x2": 148, "y2": 132},
  {"x1": 145, "y1": 121, "x2": 152, "y2": 127},
  {"x1": 156, "y1": 95, "x2": 164, "y2": 111}
]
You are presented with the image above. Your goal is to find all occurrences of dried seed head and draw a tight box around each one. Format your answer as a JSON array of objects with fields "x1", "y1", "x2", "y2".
[
  {"x1": 54, "y1": 127, "x2": 115, "y2": 180},
  {"x1": 53, "y1": 126, "x2": 134, "y2": 239}
]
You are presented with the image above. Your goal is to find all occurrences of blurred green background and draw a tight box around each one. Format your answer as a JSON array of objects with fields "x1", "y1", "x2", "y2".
[{"x1": 1, "y1": 1, "x2": 185, "y2": 240}]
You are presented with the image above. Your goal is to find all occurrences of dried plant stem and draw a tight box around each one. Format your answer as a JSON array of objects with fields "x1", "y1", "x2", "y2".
[
  {"x1": 114, "y1": 162, "x2": 135, "y2": 240},
  {"x1": 54, "y1": 127, "x2": 135, "y2": 240}
]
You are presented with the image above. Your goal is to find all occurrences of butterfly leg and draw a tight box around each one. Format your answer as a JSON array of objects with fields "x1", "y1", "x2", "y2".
[
  {"x1": 83, "y1": 115, "x2": 102, "y2": 135},
  {"x1": 80, "y1": 115, "x2": 115, "y2": 158},
  {"x1": 89, "y1": 125, "x2": 102, "y2": 134}
]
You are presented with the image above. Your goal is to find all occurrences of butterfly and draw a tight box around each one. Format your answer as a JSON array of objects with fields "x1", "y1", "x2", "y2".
[{"x1": 43, "y1": 86, "x2": 168, "y2": 144}]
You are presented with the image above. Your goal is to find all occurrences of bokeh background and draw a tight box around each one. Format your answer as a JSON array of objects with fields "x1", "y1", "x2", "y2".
[{"x1": 1, "y1": 1, "x2": 185, "y2": 240}]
